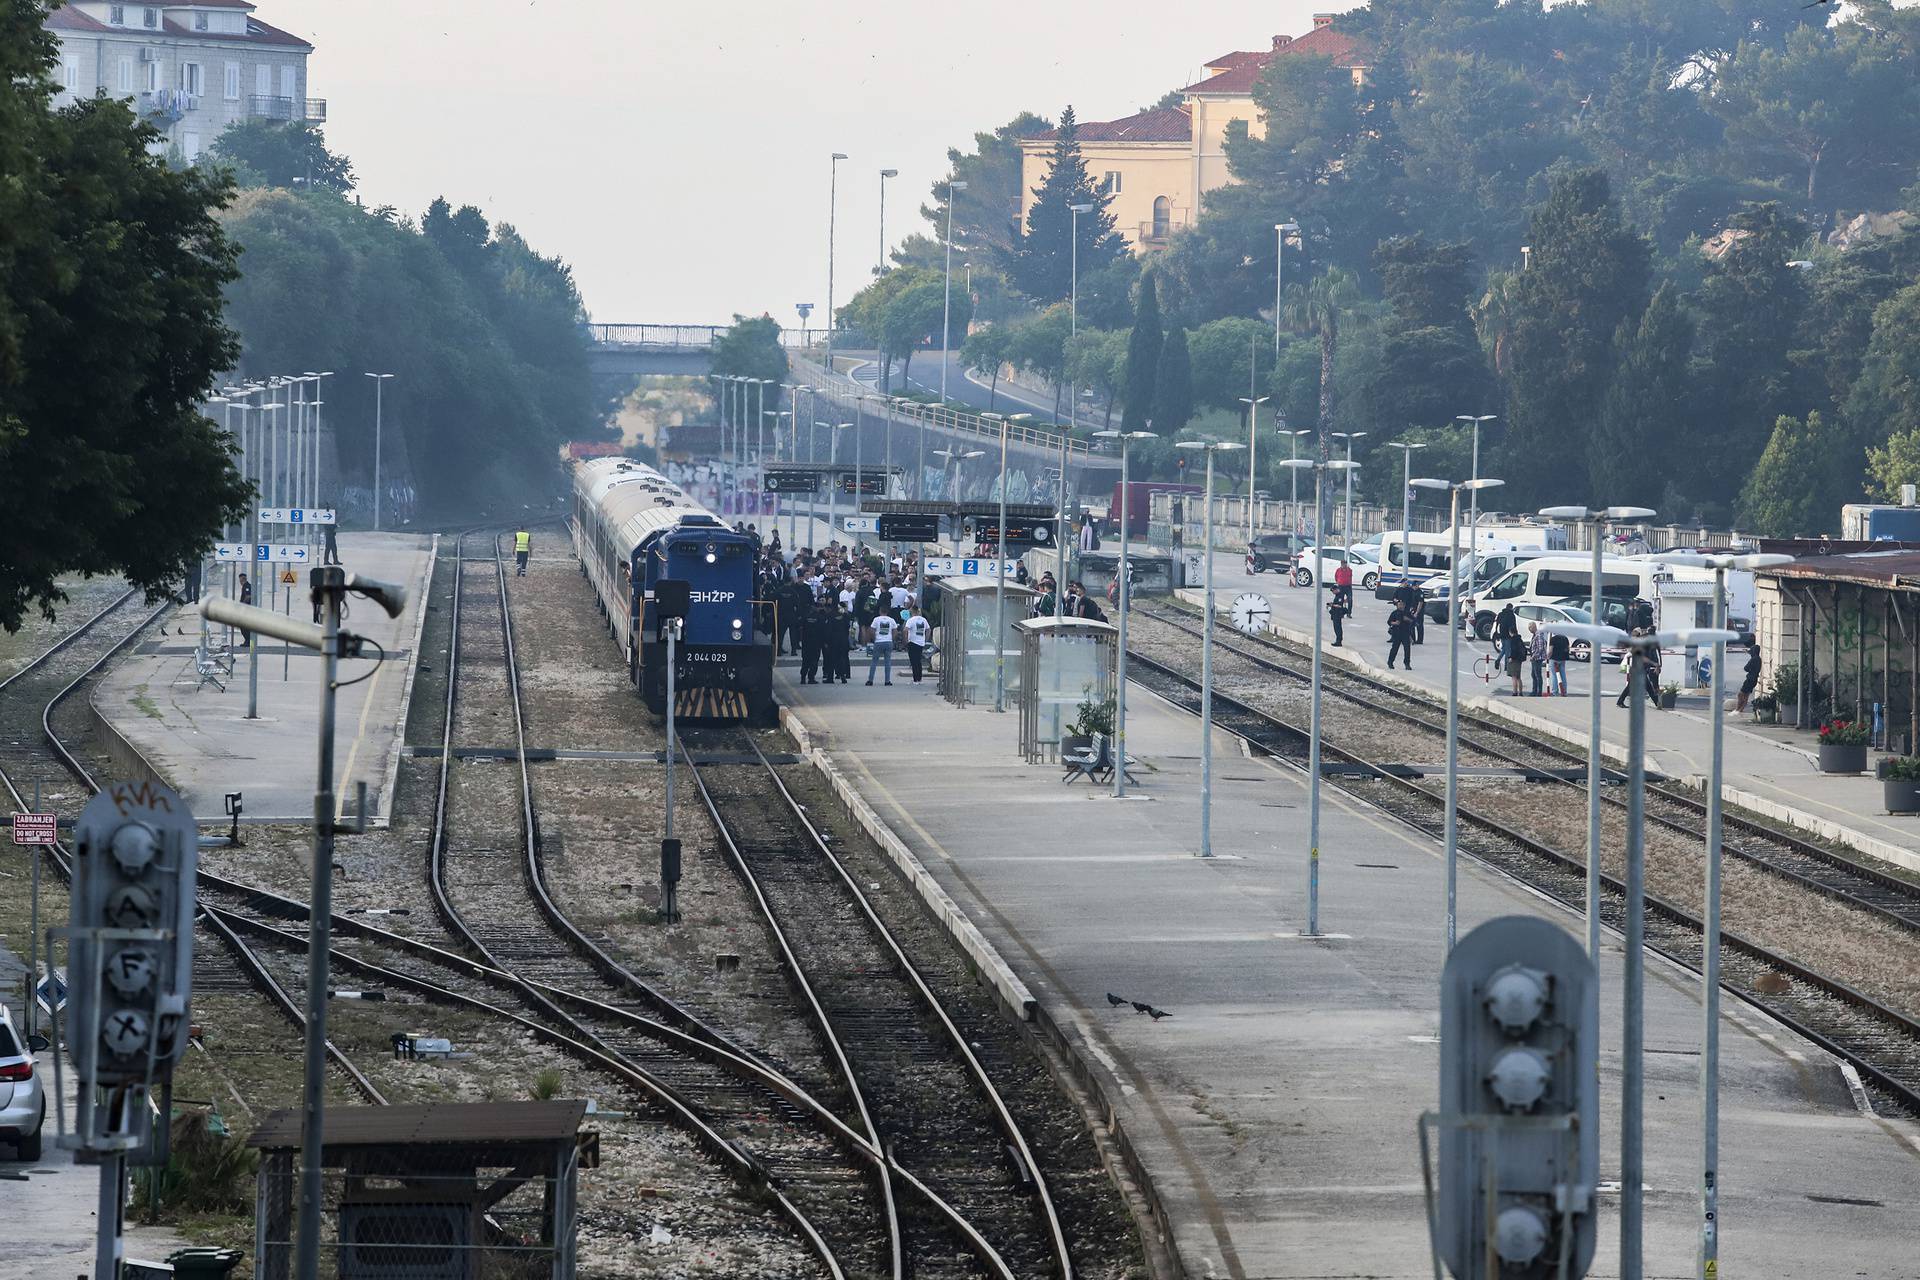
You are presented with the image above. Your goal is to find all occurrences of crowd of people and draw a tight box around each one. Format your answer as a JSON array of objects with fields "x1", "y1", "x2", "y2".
[{"x1": 749, "y1": 528, "x2": 932, "y2": 687}]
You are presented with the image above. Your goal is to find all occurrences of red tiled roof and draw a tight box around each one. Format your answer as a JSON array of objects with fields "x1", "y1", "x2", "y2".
[
  {"x1": 161, "y1": 15, "x2": 312, "y2": 47},
  {"x1": 46, "y1": 5, "x2": 114, "y2": 32},
  {"x1": 1203, "y1": 50, "x2": 1268, "y2": 72},
  {"x1": 1180, "y1": 25, "x2": 1369, "y2": 95},
  {"x1": 1026, "y1": 106, "x2": 1191, "y2": 145}
]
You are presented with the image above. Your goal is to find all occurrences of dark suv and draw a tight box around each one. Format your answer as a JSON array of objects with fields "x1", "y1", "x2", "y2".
[{"x1": 1246, "y1": 533, "x2": 1304, "y2": 574}]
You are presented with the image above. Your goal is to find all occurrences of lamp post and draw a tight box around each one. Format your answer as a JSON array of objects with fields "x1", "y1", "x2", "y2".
[
  {"x1": 1281, "y1": 454, "x2": 1360, "y2": 931},
  {"x1": 1274, "y1": 221, "x2": 1298, "y2": 357},
  {"x1": 877, "y1": 167, "x2": 898, "y2": 278},
  {"x1": 1383, "y1": 441, "x2": 1426, "y2": 546},
  {"x1": 1329, "y1": 431, "x2": 1365, "y2": 552},
  {"x1": 1537, "y1": 504, "x2": 1660, "y2": 960},
  {"x1": 365, "y1": 372, "x2": 393, "y2": 530},
  {"x1": 1175, "y1": 440, "x2": 1246, "y2": 857},
  {"x1": 1094, "y1": 429, "x2": 1156, "y2": 798},
  {"x1": 1283, "y1": 423, "x2": 1311, "y2": 533},
  {"x1": 982, "y1": 412, "x2": 1013, "y2": 712},
  {"x1": 766, "y1": 409, "x2": 790, "y2": 544},
  {"x1": 1651, "y1": 555, "x2": 1791, "y2": 1280},
  {"x1": 826, "y1": 422, "x2": 851, "y2": 544},
  {"x1": 1411, "y1": 475, "x2": 1506, "y2": 953},
  {"x1": 941, "y1": 179, "x2": 969, "y2": 412},
  {"x1": 1544, "y1": 621, "x2": 1741, "y2": 1280},
  {"x1": 1055, "y1": 415, "x2": 1079, "y2": 620},
  {"x1": 1453, "y1": 414, "x2": 1498, "y2": 542},
  {"x1": 1239, "y1": 396, "x2": 1270, "y2": 548},
  {"x1": 826, "y1": 152, "x2": 846, "y2": 390}
]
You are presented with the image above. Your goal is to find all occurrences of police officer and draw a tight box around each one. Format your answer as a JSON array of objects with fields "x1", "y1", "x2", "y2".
[{"x1": 514, "y1": 528, "x2": 531, "y2": 576}]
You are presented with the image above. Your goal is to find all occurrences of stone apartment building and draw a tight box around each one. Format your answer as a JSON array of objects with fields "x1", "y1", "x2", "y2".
[
  {"x1": 1018, "y1": 15, "x2": 1370, "y2": 254},
  {"x1": 44, "y1": 0, "x2": 317, "y2": 164}
]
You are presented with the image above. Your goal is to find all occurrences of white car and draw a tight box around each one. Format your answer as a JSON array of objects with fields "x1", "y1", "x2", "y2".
[
  {"x1": 1290, "y1": 546, "x2": 1379, "y2": 591},
  {"x1": 0, "y1": 1004, "x2": 48, "y2": 1160}
]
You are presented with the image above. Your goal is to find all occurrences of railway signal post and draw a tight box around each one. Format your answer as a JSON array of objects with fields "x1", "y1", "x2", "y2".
[{"x1": 655, "y1": 579, "x2": 690, "y2": 923}]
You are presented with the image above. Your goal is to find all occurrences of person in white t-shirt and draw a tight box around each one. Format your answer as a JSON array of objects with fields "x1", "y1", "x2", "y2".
[
  {"x1": 903, "y1": 606, "x2": 931, "y2": 683},
  {"x1": 866, "y1": 612, "x2": 897, "y2": 685},
  {"x1": 889, "y1": 582, "x2": 910, "y2": 612}
]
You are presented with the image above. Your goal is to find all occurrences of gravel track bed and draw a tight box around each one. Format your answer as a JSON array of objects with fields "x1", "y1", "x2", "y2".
[
  {"x1": 1126, "y1": 609, "x2": 1510, "y2": 769},
  {"x1": 0, "y1": 576, "x2": 134, "y2": 681},
  {"x1": 0, "y1": 589, "x2": 149, "y2": 806},
  {"x1": 230, "y1": 927, "x2": 818, "y2": 1279},
  {"x1": 773, "y1": 762, "x2": 1146, "y2": 1280},
  {"x1": 1130, "y1": 606, "x2": 1920, "y2": 1024}
]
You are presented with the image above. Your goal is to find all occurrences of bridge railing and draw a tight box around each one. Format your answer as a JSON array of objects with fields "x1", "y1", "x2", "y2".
[
  {"x1": 586, "y1": 324, "x2": 850, "y2": 350},
  {"x1": 791, "y1": 356, "x2": 1090, "y2": 462}
]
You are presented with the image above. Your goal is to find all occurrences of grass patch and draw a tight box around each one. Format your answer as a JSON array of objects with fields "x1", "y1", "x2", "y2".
[{"x1": 131, "y1": 682, "x2": 163, "y2": 721}]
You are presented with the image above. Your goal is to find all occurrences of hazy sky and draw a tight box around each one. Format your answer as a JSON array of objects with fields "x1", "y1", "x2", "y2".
[{"x1": 299, "y1": 1, "x2": 1348, "y2": 325}]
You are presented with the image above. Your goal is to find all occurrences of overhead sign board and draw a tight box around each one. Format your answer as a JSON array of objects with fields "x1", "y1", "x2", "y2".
[
  {"x1": 256, "y1": 544, "x2": 312, "y2": 564},
  {"x1": 970, "y1": 518, "x2": 1055, "y2": 548},
  {"x1": 213, "y1": 542, "x2": 252, "y2": 563},
  {"x1": 258, "y1": 507, "x2": 336, "y2": 525},
  {"x1": 765, "y1": 470, "x2": 822, "y2": 495},
  {"x1": 841, "y1": 473, "x2": 889, "y2": 496},
  {"x1": 923, "y1": 557, "x2": 1022, "y2": 579},
  {"x1": 11, "y1": 812, "x2": 57, "y2": 845},
  {"x1": 877, "y1": 514, "x2": 941, "y2": 542}
]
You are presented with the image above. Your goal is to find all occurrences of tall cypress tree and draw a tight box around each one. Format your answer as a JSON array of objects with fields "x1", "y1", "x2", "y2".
[
  {"x1": 1013, "y1": 106, "x2": 1125, "y2": 303},
  {"x1": 1590, "y1": 284, "x2": 1691, "y2": 511},
  {"x1": 1122, "y1": 274, "x2": 1162, "y2": 431},
  {"x1": 1153, "y1": 325, "x2": 1194, "y2": 433}
]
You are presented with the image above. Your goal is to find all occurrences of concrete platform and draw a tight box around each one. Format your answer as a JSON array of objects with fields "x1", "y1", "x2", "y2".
[
  {"x1": 1161, "y1": 547, "x2": 1920, "y2": 874},
  {"x1": 776, "y1": 664, "x2": 1920, "y2": 1278},
  {"x1": 92, "y1": 533, "x2": 436, "y2": 823}
]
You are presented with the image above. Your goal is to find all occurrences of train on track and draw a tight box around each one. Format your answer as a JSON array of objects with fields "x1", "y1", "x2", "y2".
[{"x1": 571, "y1": 457, "x2": 776, "y2": 722}]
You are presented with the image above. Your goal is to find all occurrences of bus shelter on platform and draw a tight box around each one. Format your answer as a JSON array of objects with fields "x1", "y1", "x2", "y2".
[
  {"x1": 933, "y1": 577, "x2": 1037, "y2": 706},
  {"x1": 1014, "y1": 616, "x2": 1118, "y2": 762}
]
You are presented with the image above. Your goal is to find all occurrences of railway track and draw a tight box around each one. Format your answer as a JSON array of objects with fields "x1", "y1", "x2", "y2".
[
  {"x1": 441, "y1": 531, "x2": 1060, "y2": 1280},
  {"x1": 1135, "y1": 604, "x2": 1920, "y2": 932},
  {"x1": 1120, "y1": 639, "x2": 1920, "y2": 1117},
  {"x1": 0, "y1": 586, "x2": 390, "y2": 1106},
  {"x1": 679, "y1": 726, "x2": 1075, "y2": 1280}
]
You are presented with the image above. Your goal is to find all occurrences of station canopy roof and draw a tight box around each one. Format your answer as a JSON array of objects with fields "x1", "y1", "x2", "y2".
[{"x1": 1758, "y1": 549, "x2": 1920, "y2": 591}]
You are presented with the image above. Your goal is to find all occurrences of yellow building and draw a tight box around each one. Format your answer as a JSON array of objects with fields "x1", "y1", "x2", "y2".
[{"x1": 1017, "y1": 16, "x2": 1371, "y2": 253}]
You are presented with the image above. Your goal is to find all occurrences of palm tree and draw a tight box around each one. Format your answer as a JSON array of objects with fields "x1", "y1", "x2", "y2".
[{"x1": 1279, "y1": 267, "x2": 1361, "y2": 465}]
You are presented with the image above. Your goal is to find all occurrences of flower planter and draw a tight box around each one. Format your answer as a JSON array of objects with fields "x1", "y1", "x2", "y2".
[
  {"x1": 1659, "y1": 691, "x2": 1677, "y2": 709},
  {"x1": 1818, "y1": 742, "x2": 1868, "y2": 774},
  {"x1": 1884, "y1": 779, "x2": 1920, "y2": 815},
  {"x1": 1752, "y1": 706, "x2": 1778, "y2": 725}
]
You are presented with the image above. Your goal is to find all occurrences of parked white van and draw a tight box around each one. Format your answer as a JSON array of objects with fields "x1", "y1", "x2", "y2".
[{"x1": 1468, "y1": 555, "x2": 1720, "y2": 639}]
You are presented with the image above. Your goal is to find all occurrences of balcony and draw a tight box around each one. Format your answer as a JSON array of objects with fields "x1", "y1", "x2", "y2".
[
  {"x1": 140, "y1": 88, "x2": 197, "y2": 123},
  {"x1": 1134, "y1": 209, "x2": 1191, "y2": 250},
  {"x1": 248, "y1": 95, "x2": 327, "y2": 123}
]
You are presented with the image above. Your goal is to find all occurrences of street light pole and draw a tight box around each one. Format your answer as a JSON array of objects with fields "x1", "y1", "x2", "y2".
[
  {"x1": 1274, "y1": 221, "x2": 1298, "y2": 358},
  {"x1": 1330, "y1": 431, "x2": 1365, "y2": 552},
  {"x1": 1413, "y1": 474, "x2": 1505, "y2": 952},
  {"x1": 877, "y1": 167, "x2": 898, "y2": 280},
  {"x1": 365, "y1": 373, "x2": 393, "y2": 531},
  {"x1": 984, "y1": 412, "x2": 1012, "y2": 712},
  {"x1": 1384, "y1": 442, "x2": 1426, "y2": 545},
  {"x1": 826, "y1": 152, "x2": 846, "y2": 387},
  {"x1": 1176, "y1": 440, "x2": 1245, "y2": 857},
  {"x1": 1096, "y1": 429, "x2": 1157, "y2": 799},
  {"x1": 1239, "y1": 396, "x2": 1269, "y2": 548},
  {"x1": 1453, "y1": 413, "x2": 1498, "y2": 544}
]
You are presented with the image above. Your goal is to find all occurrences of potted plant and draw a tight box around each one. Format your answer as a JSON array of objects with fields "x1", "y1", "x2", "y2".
[
  {"x1": 1750, "y1": 692, "x2": 1778, "y2": 725},
  {"x1": 1817, "y1": 719, "x2": 1870, "y2": 774},
  {"x1": 1063, "y1": 685, "x2": 1115, "y2": 757},
  {"x1": 1879, "y1": 756, "x2": 1920, "y2": 814},
  {"x1": 1659, "y1": 681, "x2": 1679, "y2": 710}
]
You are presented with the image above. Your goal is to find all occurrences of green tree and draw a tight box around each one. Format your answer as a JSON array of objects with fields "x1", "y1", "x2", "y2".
[
  {"x1": 918, "y1": 112, "x2": 1050, "y2": 277},
  {"x1": 1065, "y1": 329, "x2": 1127, "y2": 428},
  {"x1": 1355, "y1": 234, "x2": 1494, "y2": 438},
  {"x1": 961, "y1": 323, "x2": 1017, "y2": 412},
  {"x1": 1009, "y1": 306, "x2": 1073, "y2": 420},
  {"x1": 1013, "y1": 107, "x2": 1126, "y2": 303},
  {"x1": 1280, "y1": 268, "x2": 1364, "y2": 470},
  {"x1": 1122, "y1": 274, "x2": 1162, "y2": 431},
  {"x1": 1740, "y1": 412, "x2": 1845, "y2": 536},
  {"x1": 1501, "y1": 169, "x2": 1650, "y2": 504},
  {"x1": 1591, "y1": 284, "x2": 1693, "y2": 511},
  {"x1": 1866, "y1": 427, "x2": 1920, "y2": 501},
  {"x1": 835, "y1": 269, "x2": 921, "y2": 391},
  {"x1": 1153, "y1": 326, "x2": 1195, "y2": 434},
  {"x1": 1711, "y1": 26, "x2": 1920, "y2": 208},
  {"x1": 1845, "y1": 279, "x2": 1920, "y2": 448},
  {"x1": 1186, "y1": 317, "x2": 1269, "y2": 412},
  {"x1": 882, "y1": 271, "x2": 967, "y2": 390},
  {"x1": 1687, "y1": 202, "x2": 1814, "y2": 505},
  {"x1": 710, "y1": 314, "x2": 789, "y2": 395},
  {"x1": 1, "y1": 5, "x2": 248, "y2": 630},
  {"x1": 208, "y1": 119, "x2": 354, "y2": 193}
]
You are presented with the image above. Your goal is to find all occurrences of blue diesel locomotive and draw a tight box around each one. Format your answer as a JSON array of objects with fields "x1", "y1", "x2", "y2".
[{"x1": 570, "y1": 457, "x2": 775, "y2": 722}]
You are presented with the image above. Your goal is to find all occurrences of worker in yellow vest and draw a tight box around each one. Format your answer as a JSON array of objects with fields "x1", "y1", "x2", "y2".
[{"x1": 514, "y1": 528, "x2": 531, "y2": 576}]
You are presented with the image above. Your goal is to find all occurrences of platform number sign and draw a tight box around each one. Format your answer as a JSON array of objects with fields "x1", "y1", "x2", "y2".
[{"x1": 68, "y1": 782, "x2": 199, "y2": 1092}]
